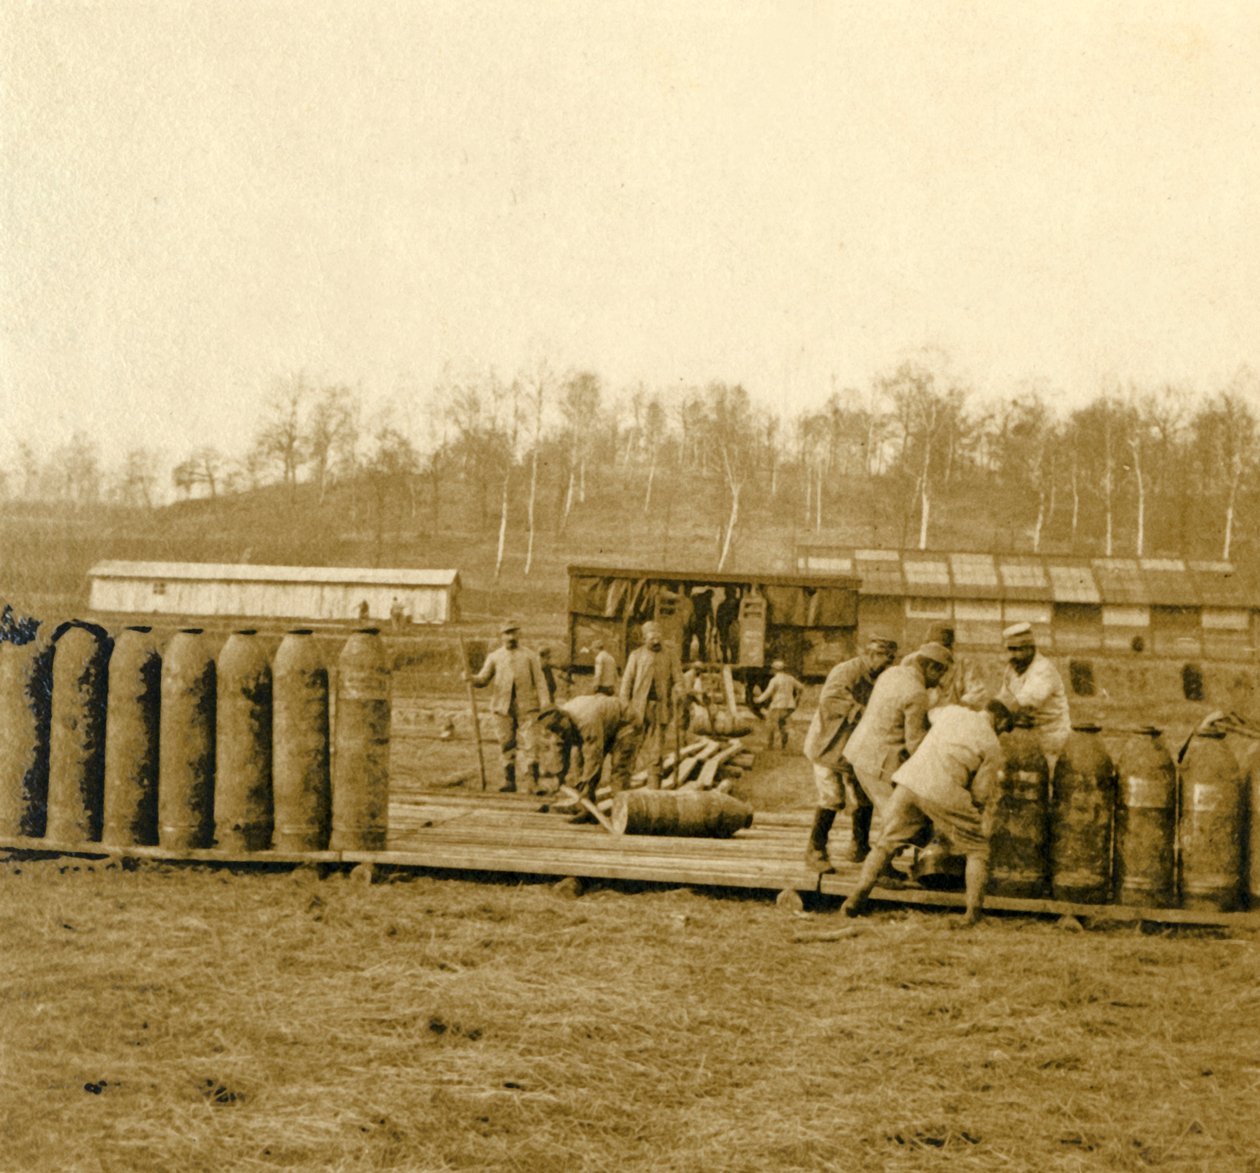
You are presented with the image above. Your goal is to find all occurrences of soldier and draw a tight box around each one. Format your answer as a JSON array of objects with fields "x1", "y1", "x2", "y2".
[
  {"x1": 536, "y1": 695, "x2": 639, "y2": 810},
  {"x1": 802, "y1": 635, "x2": 898, "y2": 872},
  {"x1": 995, "y1": 622, "x2": 1070, "y2": 764},
  {"x1": 538, "y1": 645, "x2": 569, "y2": 704},
  {"x1": 753, "y1": 658, "x2": 803, "y2": 750},
  {"x1": 684, "y1": 586, "x2": 715, "y2": 661},
  {"x1": 467, "y1": 621, "x2": 551, "y2": 793},
  {"x1": 591, "y1": 638, "x2": 619, "y2": 696},
  {"x1": 842, "y1": 641, "x2": 953, "y2": 859},
  {"x1": 715, "y1": 587, "x2": 742, "y2": 663},
  {"x1": 619, "y1": 620, "x2": 684, "y2": 788},
  {"x1": 842, "y1": 700, "x2": 1015, "y2": 927},
  {"x1": 923, "y1": 620, "x2": 987, "y2": 710}
]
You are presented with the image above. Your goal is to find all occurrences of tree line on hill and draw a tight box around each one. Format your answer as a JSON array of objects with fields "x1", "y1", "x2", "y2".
[{"x1": 4, "y1": 357, "x2": 1259, "y2": 573}]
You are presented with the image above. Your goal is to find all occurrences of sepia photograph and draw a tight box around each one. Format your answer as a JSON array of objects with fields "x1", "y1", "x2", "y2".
[{"x1": 3, "y1": 1, "x2": 1260, "y2": 1168}]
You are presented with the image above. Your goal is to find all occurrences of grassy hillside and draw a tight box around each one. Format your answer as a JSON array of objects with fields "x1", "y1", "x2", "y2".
[{"x1": 3, "y1": 462, "x2": 1256, "y2": 625}]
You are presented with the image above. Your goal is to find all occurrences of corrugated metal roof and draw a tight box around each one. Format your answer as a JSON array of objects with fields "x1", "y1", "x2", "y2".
[
  {"x1": 89, "y1": 561, "x2": 460, "y2": 588},
  {"x1": 853, "y1": 551, "x2": 904, "y2": 595},
  {"x1": 1187, "y1": 561, "x2": 1250, "y2": 608},
  {"x1": 1139, "y1": 558, "x2": 1198, "y2": 606},
  {"x1": 796, "y1": 546, "x2": 1258, "y2": 609},
  {"x1": 901, "y1": 556, "x2": 952, "y2": 598},
  {"x1": 1093, "y1": 558, "x2": 1150, "y2": 604},
  {"x1": 997, "y1": 555, "x2": 1049, "y2": 601},
  {"x1": 1047, "y1": 563, "x2": 1101, "y2": 603}
]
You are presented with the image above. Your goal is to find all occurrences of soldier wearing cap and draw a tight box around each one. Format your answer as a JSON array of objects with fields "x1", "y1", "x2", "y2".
[
  {"x1": 923, "y1": 620, "x2": 987, "y2": 711},
  {"x1": 842, "y1": 699, "x2": 1016, "y2": 927},
  {"x1": 801, "y1": 634, "x2": 898, "y2": 872},
  {"x1": 842, "y1": 640, "x2": 954, "y2": 859},
  {"x1": 995, "y1": 622, "x2": 1070, "y2": 761},
  {"x1": 620, "y1": 620, "x2": 685, "y2": 788},
  {"x1": 468, "y1": 621, "x2": 552, "y2": 793},
  {"x1": 753, "y1": 658, "x2": 804, "y2": 750},
  {"x1": 535, "y1": 694, "x2": 639, "y2": 812}
]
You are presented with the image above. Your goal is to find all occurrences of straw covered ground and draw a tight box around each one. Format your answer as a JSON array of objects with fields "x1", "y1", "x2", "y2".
[{"x1": 3, "y1": 859, "x2": 1260, "y2": 1173}]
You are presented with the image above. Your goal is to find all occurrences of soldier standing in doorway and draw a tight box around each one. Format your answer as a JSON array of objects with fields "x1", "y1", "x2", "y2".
[
  {"x1": 591, "y1": 638, "x2": 619, "y2": 696},
  {"x1": 619, "y1": 620, "x2": 684, "y2": 788},
  {"x1": 715, "y1": 586, "x2": 742, "y2": 662}
]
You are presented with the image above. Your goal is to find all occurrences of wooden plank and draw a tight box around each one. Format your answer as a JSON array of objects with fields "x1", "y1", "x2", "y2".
[
  {"x1": 0, "y1": 835, "x2": 343, "y2": 865},
  {"x1": 816, "y1": 873, "x2": 1260, "y2": 928},
  {"x1": 4, "y1": 821, "x2": 1257, "y2": 928},
  {"x1": 385, "y1": 836, "x2": 806, "y2": 871},
  {"x1": 341, "y1": 845, "x2": 818, "y2": 890}
]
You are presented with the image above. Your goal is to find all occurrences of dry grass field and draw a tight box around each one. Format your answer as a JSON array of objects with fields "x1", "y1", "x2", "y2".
[{"x1": 3, "y1": 856, "x2": 1260, "y2": 1172}]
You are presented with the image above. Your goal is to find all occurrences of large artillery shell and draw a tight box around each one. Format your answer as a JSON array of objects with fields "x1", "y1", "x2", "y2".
[
  {"x1": 1113, "y1": 727, "x2": 1176, "y2": 908},
  {"x1": 1049, "y1": 724, "x2": 1117, "y2": 904},
  {"x1": 330, "y1": 629, "x2": 391, "y2": 852},
  {"x1": 0, "y1": 628, "x2": 54, "y2": 838},
  {"x1": 989, "y1": 724, "x2": 1051, "y2": 898},
  {"x1": 159, "y1": 629, "x2": 216, "y2": 850},
  {"x1": 610, "y1": 789, "x2": 753, "y2": 837},
  {"x1": 214, "y1": 630, "x2": 274, "y2": 852},
  {"x1": 1179, "y1": 731, "x2": 1245, "y2": 912},
  {"x1": 102, "y1": 627, "x2": 163, "y2": 846},
  {"x1": 272, "y1": 630, "x2": 330, "y2": 852},
  {"x1": 46, "y1": 622, "x2": 112, "y2": 843}
]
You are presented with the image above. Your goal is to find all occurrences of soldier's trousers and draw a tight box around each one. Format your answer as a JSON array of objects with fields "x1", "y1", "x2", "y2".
[{"x1": 495, "y1": 708, "x2": 538, "y2": 774}]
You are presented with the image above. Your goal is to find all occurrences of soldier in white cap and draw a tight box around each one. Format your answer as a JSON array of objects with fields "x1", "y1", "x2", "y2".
[
  {"x1": 753, "y1": 658, "x2": 804, "y2": 750},
  {"x1": 995, "y1": 622, "x2": 1070, "y2": 762},
  {"x1": 619, "y1": 620, "x2": 684, "y2": 788},
  {"x1": 468, "y1": 620, "x2": 551, "y2": 793},
  {"x1": 842, "y1": 640, "x2": 953, "y2": 860}
]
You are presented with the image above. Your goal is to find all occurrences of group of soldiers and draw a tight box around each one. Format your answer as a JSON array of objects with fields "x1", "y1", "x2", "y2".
[
  {"x1": 466, "y1": 620, "x2": 684, "y2": 817},
  {"x1": 468, "y1": 614, "x2": 1072, "y2": 922},
  {"x1": 803, "y1": 619, "x2": 1070, "y2": 926}
]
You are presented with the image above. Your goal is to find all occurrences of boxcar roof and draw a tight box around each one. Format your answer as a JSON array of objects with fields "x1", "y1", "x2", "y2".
[
  {"x1": 567, "y1": 564, "x2": 860, "y2": 590},
  {"x1": 89, "y1": 561, "x2": 460, "y2": 588}
]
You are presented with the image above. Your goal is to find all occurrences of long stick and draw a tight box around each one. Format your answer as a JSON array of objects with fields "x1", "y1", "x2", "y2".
[{"x1": 458, "y1": 635, "x2": 488, "y2": 791}]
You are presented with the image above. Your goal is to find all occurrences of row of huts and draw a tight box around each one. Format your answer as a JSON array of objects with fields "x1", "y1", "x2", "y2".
[{"x1": 796, "y1": 546, "x2": 1258, "y2": 660}]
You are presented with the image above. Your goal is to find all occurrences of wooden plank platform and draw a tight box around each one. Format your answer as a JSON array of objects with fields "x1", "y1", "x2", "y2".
[{"x1": 3, "y1": 790, "x2": 1259, "y2": 928}]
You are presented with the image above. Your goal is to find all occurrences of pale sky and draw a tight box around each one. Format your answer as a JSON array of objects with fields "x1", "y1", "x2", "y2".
[{"x1": 3, "y1": 0, "x2": 1258, "y2": 467}]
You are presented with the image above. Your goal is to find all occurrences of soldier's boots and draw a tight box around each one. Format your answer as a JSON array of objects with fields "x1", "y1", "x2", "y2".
[
  {"x1": 528, "y1": 763, "x2": 544, "y2": 795},
  {"x1": 847, "y1": 805, "x2": 872, "y2": 863},
  {"x1": 499, "y1": 765, "x2": 517, "y2": 793},
  {"x1": 804, "y1": 808, "x2": 837, "y2": 874}
]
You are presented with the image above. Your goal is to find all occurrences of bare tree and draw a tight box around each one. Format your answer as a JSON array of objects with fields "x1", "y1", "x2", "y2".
[
  {"x1": 254, "y1": 374, "x2": 309, "y2": 491},
  {"x1": 487, "y1": 371, "x2": 522, "y2": 582},
  {"x1": 1193, "y1": 371, "x2": 1259, "y2": 560},
  {"x1": 365, "y1": 425, "x2": 419, "y2": 565},
  {"x1": 113, "y1": 447, "x2": 161, "y2": 509},
  {"x1": 172, "y1": 446, "x2": 226, "y2": 500},
  {"x1": 521, "y1": 358, "x2": 554, "y2": 577},
  {"x1": 992, "y1": 393, "x2": 1057, "y2": 552},
  {"x1": 559, "y1": 371, "x2": 600, "y2": 530},
  {"x1": 305, "y1": 385, "x2": 359, "y2": 503},
  {"x1": 879, "y1": 361, "x2": 969, "y2": 550},
  {"x1": 701, "y1": 383, "x2": 759, "y2": 571}
]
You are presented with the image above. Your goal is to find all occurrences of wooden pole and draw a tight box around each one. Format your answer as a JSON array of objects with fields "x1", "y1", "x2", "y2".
[{"x1": 458, "y1": 636, "x2": 488, "y2": 791}]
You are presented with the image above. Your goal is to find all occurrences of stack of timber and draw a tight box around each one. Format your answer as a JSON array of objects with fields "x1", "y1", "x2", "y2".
[{"x1": 641, "y1": 736, "x2": 754, "y2": 792}]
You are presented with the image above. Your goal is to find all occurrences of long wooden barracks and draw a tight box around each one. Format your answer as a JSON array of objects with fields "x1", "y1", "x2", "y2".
[
  {"x1": 87, "y1": 561, "x2": 461, "y2": 626},
  {"x1": 795, "y1": 546, "x2": 1259, "y2": 661}
]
